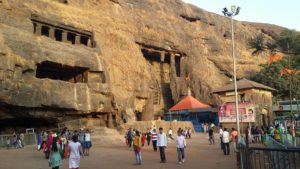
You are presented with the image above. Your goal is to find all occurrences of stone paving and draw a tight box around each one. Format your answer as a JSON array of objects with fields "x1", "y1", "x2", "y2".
[{"x1": 0, "y1": 133, "x2": 237, "y2": 169}]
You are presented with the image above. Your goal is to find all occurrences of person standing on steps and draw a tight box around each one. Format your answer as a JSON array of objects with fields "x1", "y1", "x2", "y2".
[
  {"x1": 151, "y1": 129, "x2": 158, "y2": 151},
  {"x1": 157, "y1": 127, "x2": 167, "y2": 163}
]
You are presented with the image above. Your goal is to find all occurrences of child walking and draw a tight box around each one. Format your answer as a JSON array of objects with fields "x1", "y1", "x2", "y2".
[
  {"x1": 133, "y1": 131, "x2": 142, "y2": 165},
  {"x1": 175, "y1": 130, "x2": 186, "y2": 165}
]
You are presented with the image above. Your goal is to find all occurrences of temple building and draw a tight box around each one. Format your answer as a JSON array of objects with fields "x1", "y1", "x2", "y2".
[
  {"x1": 165, "y1": 91, "x2": 217, "y2": 132},
  {"x1": 213, "y1": 78, "x2": 276, "y2": 127}
]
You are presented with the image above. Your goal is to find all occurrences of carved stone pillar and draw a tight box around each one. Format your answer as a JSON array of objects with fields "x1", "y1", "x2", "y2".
[
  {"x1": 87, "y1": 38, "x2": 92, "y2": 47},
  {"x1": 49, "y1": 27, "x2": 55, "y2": 39},
  {"x1": 170, "y1": 53, "x2": 176, "y2": 75},
  {"x1": 107, "y1": 113, "x2": 114, "y2": 128},
  {"x1": 160, "y1": 51, "x2": 165, "y2": 62},
  {"x1": 35, "y1": 23, "x2": 42, "y2": 35},
  {"x1": 62, "y1": 31, "x2": 68, "y2": 42},
  {"x1": 169, "y1": 53, "x2": 178, "y2": 101},
  {"x1": 75, "y1": 34, "x2": 81, "y2": 44}
]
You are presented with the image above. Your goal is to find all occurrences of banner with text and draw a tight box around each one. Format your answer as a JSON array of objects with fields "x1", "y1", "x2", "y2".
[{"x1": 218, "y1": 102, "x2": 256, "y2": 123}]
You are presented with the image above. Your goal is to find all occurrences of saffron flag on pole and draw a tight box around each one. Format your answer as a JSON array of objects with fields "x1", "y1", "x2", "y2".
[
  {"x1": 280, "y1": 67, "x2": 296, "y2": 77},
  {"x1": 268, "y1": 53, "x2": 282, "y2": 64}
]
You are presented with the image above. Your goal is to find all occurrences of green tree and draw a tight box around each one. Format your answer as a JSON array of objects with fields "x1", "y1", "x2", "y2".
[
  {"x1": 250, "y1": 29, "x2": 300, "y2": 100},
  {"x1": 250, "y1": 61, "x2": 300, "y2": 99},
  {"x1": 248, "y1": 33, "x2": 266, "y2": 55}
]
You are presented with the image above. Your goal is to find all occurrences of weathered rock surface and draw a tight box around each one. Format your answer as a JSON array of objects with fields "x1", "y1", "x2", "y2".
[{"x1": 0, "y1": 0, "x2": 285, "y2": 132}]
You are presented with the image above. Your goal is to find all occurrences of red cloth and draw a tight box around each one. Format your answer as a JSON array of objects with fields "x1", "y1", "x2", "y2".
[
  {"x1": 64, "y1": 142, "x2": 69, "y2": 158},
  {"x1": 141, "y1": 134, "x2": 146, "y2": 144},
  {"x1": 46, "y1": 134, "x2": 53, "y2": 151}
]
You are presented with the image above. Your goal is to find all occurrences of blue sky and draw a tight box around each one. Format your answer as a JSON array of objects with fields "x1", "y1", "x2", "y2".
[{"x1": 185, "y1": 0, "x2": 299, "y2": 31}]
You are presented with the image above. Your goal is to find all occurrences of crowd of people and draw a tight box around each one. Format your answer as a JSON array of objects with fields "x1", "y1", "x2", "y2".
[
  {"x1": 125, "y1": 127, "x2": 189, "y2": 165},
  {"x1": 216, "y1": 123, "x2": 291, "y2": 156},
  {"x1": 6, "y1": 132, "x2": 25, "y2": 149},
  {"x1": 4, "y1": 122, "x2": 292, "y2": 168},
  {"x1": 36, "y1": 127, "x2": 92, "y2": 169}
]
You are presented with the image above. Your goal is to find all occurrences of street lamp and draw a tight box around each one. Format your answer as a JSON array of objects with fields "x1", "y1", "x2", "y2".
[
  {"x1": 222, "y1": 5, "x2": 241, "y2": 136},
  {"x1": 222, "y1": 5, "x2": 242, "y2": 169}
]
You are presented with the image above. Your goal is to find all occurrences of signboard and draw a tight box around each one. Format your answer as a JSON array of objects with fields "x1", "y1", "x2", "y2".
[{"x1": 218, "y1": 102, "x2": 256, "y2": 123}]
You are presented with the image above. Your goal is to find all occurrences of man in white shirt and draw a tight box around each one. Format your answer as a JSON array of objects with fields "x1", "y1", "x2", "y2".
[
  {"x1": 175, "y1": 130, "x2": 186, "y2": 164},
  {"x1": 222, "y1": 128, "x2": 230, "y2": 155},
  {"x1": 219, "y1": 126, "x2": 224, "y2": 150},
  {"x1": 157, "y1": 127, "x2": 167, "y2": 163}
]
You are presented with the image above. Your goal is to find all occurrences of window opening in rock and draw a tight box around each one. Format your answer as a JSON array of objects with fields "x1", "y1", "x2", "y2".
[
  {"x1": 175, "y1": 57, "x2": 181, "y2": 77},
  {"x1": 33, "y1": 23, "x2": 37, "y2": 33},
  {"x1": 31, "y1": 15, "x2": 95, "y2": 48},
  {"x1": 135, "y1": 111, "x2": 142, "y2": 121},
  {"x1": 141, "y1": 49, "x2": 161, "y2": 63},
  {"x1": 41, "y1": 26, "x2": 49, "y2": 37},
  {"x1": 55, "y1": 29, "x2": 63, "y2": 41},
  {"x1": 164, "y1": 53, "x2": 171, "y2": 64},
  {"x1": 67, "y1": 32, "x2": 76, "y2": 44},
  {"x1": 80, "y1": 36, "x2": 89, "y2": 46},
  {"x1": 36, "y1": 61, "x2": 89, "y2": 83}
]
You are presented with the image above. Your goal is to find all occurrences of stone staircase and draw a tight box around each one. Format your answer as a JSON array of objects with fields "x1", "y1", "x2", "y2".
[
  {"x1": 91, "y1": 127, "x2": 124, "y2": 146},
  {"x1": 161, "y1": 83, "x2": 174, "y2": 109},
  {"x1": 153, "y1": 80, "x2": 161, "y2": 105}
]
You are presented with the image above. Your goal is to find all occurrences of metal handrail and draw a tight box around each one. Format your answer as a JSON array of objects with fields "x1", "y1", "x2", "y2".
[{"x1": 249, "y1": 147, "x2": 300, "y2": 152}]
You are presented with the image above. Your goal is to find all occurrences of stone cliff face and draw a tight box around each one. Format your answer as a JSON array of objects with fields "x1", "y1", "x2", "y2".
[{"x1": 0, "y1": 0, "x2": 285, "y2": 131}]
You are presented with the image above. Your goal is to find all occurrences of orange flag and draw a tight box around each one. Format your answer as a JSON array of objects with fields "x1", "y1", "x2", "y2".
[
  {"x1": 268, "y1": 53, "x2": 282, "y2": 64},
  {"x1": 280, "y1": 68, "x2": 296, "y2": 76}
]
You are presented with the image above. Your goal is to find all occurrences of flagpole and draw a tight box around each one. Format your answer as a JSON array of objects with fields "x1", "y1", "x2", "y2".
[{"x1": 287, "y1": 43, "x2": 296, "y2": 139}]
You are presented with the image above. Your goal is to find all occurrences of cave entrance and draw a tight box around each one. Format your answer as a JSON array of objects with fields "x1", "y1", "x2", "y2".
[
  {"x1": 67, "y1": 32, "x2": 76, "y2": 44},
  {"x1": 41, "y1": 26, "x2": 49, "y2": 37},
  {"x1": 135, "y1": 111, "x2": 142, "y2": 121},
  {"x1": 175, "y1": 56, "x2": 181, "y2": 77},
  {"x1": 80, "y1": 36, "x2": 89, "y2": 46},
  {"x1": 36, "y1": 61, "x2": 89, "y2": 83},
  {"x1": 141, "y1": 49, "x2": 161, "y2": 63},
  {"x1": 55, "y1": 29, "x2": 63, "y2": 41}
]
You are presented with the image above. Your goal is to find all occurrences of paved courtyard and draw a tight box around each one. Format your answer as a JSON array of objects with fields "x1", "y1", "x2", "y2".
[{"x1": 0, "y1": 133, "x2": 236, "y2": 169}]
